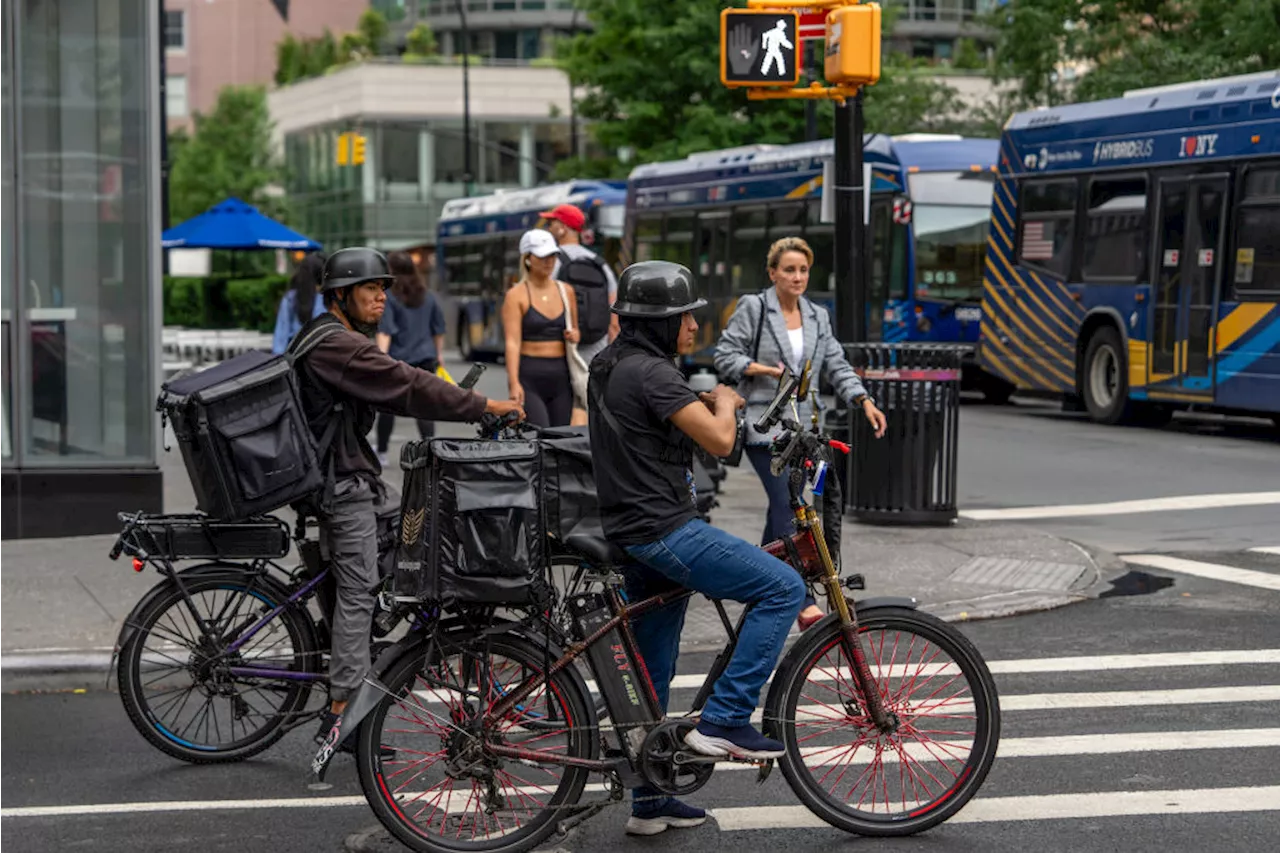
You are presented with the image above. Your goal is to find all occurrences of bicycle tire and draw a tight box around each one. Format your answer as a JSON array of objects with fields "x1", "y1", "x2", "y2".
[
  {"x1": 357, "y1": 630, "x2": 597, "y2": 853},
  {"x1": 117, "y1": 571, "x2": 320, "y2": 764},
  {"x1": 766, "y1": 607, "x2": 1000, "y2": 836}
]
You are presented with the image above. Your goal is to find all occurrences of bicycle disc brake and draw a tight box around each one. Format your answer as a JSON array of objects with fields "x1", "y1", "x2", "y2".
[{"x1": 638, "y1": 719, "x2": 714, "y2": 796}]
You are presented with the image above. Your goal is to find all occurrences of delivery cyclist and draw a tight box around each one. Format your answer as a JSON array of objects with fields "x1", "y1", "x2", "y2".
[
  {"x1": 588, "y1": 261, "x2": 807, "y2": 835},
  {"x1": 290, "y1": 247, "x2": 524, "y2": 746}
]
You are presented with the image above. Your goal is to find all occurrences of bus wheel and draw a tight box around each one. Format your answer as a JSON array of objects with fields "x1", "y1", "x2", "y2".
[{"x1": 1082, "y1": 327, "x2": 1130, "y2": 425}]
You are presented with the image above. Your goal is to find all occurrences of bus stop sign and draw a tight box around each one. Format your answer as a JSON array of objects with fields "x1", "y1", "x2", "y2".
[{"x1": 720, "y1": 9, "x2": 801, "y2": 87}]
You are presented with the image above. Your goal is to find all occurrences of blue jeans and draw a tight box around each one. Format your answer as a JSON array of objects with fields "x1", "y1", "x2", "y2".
[
  {"x1": 747, "y1": 444, "x2": 817, "y2": 610},
  {"x1": 623, "y1": 519, "x2": 807, "y2": 728}
]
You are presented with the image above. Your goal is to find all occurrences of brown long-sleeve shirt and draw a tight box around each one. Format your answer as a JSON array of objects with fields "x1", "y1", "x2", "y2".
[{"x1": 299, "y1": 323, "x2": 487, "y2": 477}]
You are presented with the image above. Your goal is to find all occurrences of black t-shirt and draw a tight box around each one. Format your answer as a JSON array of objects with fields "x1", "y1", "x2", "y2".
[{"x1": 588, "y1": 339, "x2": 701, "y2": 546}]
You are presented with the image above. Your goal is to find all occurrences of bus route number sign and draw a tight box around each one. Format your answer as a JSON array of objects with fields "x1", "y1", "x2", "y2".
[{"x1": 720, "y1": 9, "x2": 801, "y2": 87}]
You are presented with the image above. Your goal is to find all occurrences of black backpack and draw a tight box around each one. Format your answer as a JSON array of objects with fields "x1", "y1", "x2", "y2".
[
  {"x1": 558, "y1": 248, "x2": 612, "y2": 345},
  {"x1": 158, "y1": 317, "x2": 347, "y2": 520}
]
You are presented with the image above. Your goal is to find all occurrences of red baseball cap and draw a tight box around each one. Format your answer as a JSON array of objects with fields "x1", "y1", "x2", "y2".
[{"x1": 539, "y1": 203, "x2": 586, "y2": 232}]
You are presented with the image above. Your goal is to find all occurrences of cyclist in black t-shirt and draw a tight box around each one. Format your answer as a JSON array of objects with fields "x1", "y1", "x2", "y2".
[{"x1": 588, "y1": 261, "x2": 807, "y2": 836}]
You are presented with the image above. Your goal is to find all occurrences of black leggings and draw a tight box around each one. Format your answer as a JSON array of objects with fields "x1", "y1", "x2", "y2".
[{"x1": 519, "y1": 355, "x2": 573, "y2": 428}]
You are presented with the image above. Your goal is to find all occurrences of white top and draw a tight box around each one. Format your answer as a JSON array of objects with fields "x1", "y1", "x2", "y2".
[{"x1": 787, "y1": 326, "x2": 804, "y2": 367}]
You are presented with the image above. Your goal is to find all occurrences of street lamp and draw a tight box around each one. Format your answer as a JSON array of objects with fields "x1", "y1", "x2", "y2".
[{"x1": 455, "y1": 0, "x2": 473, "y2": 196}]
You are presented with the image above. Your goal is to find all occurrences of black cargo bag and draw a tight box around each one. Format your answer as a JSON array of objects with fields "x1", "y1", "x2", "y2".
[
  {"x1": 159, "y1": 351, "x2": 323, "y2": 520},
  {"x1": 538, "y1": 426, "x2": 603, "y2": 544},
  {"x1": 395, "y1": 438, "x2": 548, "y2": 606}
]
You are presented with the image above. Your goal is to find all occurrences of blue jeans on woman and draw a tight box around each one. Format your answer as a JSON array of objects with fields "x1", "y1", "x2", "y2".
[
  {"x1": 746, "y1": 444, "x2": 817, "y2": 609},
  {"x1": 623, "y1": 519, "x2": 806, "y2": 728}
]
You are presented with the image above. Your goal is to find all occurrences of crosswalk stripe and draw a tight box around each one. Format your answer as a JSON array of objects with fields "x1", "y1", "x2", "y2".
[
  {"x1": 710, "y1": 785, "x2": 1280, "y2": 830},
  {"x1": 1249, "y1": 546, "x2": 1280, "y2": 555},
  {"x1": 959, "y1": 491, "x2": 1280, "y2": 521},
  {"x1": 1121, "y1": 554, "x2": 1280, "y2": 592}
]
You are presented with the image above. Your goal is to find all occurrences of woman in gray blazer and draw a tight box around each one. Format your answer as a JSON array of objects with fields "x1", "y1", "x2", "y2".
[{"x1": 714, "y1": 237, "x2": 887, "y2": 629}]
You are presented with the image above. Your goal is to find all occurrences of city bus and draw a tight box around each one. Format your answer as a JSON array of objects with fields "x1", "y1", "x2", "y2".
[
  {"x1": 978, "y1": 72, "x2": 1280, "y2": 426},
  {"x1": 436, "y1": 181, "x2": 628, "y2": 360},
  {"x1": 625, "y1": 134, "x2": 1004, "y2": 392}
]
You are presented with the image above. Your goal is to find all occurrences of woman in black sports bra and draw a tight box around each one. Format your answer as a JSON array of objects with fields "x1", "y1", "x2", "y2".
[{"x1": 501, "y1": 229, "x2": 580, "y2": 427}]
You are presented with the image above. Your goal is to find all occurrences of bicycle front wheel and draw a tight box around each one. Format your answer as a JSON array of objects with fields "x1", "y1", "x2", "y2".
[
  {"x1": 357, "y1": 630, "x2": 597, "y2": 853},
  {"x1": 766, "y1": 607, "x2": 1000, "y2": 836}
]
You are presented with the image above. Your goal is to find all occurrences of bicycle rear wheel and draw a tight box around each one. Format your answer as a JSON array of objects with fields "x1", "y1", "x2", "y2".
[
  {"x1": 117, "y1": 570, "x2": 320, "y2": 763},
  {"x1": 357, "y1": 630, "x2": 597, "y2": 853},
  {"x1": 766, "y1": 607, "x2": 1000, "y2": 836}
]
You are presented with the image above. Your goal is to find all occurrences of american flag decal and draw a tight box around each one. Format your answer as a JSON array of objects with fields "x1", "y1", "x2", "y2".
[{"x1": 1021, "y1": 220, "x2": 1055, "y2": 260}]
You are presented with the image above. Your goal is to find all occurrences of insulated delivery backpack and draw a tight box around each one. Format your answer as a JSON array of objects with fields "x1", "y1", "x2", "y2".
[
  {"x1": 558, "y1": 248, "x2": 612, "y2": 346},
  {"x1": 157, "y1": 317, "x2": 347, "y2": 520}
]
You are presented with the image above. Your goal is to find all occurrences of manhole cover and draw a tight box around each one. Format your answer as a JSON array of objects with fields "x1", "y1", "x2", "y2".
[{"x1": 948, "y1": 557, "x2": 1086, "y2": 591}]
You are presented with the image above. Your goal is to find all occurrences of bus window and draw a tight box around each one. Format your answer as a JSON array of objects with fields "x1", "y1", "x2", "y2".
[
  {"x1": 1233, "y1": 166, "x2": 1280, "y2": 298},
  {"x1": 806, "y1": 199, "x2": 835, "y2": 295},
  {"x1": 1081, "y1": 177, "x2": 1148, "y2": 281},
  {"x1": 661, "y1": 213, "x2": 695, "y2": 269},
  {"x1": 732, "y1": 206, "x2": 770, "y2": 293},
  {"x1": 634, "y1": 214, "x2": 663, "y2": 262},
  {"x1": 1018, "y1": 179, "x2": 1077, "y2": 279},
  {"x1": 769, "y1": 202, "x2": 806, "y2": 240},
  {"x1": 909, "y1": 171, "x2": 994, "y2": 301}
]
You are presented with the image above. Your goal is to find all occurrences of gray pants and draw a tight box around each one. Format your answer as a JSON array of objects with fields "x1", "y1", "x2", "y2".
[{"x1": 320, "y1": 476, "x2": 400, "y2": 703}]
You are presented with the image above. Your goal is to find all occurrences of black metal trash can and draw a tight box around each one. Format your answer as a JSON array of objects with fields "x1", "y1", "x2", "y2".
[{"x1": 843, "y1": 343, "x2": 962, "y2": 525}]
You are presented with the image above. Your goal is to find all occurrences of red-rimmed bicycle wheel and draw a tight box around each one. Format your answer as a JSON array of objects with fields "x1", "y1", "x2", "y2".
[
  {"x1": 356, "y1": 632, "x2": 597, "y2": 853},
  {"x1": 766, "y1": 607, "x2": 1000, "y2": 836}
]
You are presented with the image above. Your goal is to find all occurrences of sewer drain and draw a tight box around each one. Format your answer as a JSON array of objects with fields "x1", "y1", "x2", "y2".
[{"x1": 947, "y1": 557, "x2": 1086, "y2": 591}]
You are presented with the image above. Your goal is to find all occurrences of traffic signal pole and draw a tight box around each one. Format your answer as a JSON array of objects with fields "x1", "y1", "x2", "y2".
[{"x1": 833, "y1": 89, "x2": 867, "y2": 343}]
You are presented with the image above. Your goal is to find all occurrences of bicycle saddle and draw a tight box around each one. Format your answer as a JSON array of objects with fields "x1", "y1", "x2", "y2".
[{"x1": 563, "y1": 526, "x2": 628, "y2": 567}]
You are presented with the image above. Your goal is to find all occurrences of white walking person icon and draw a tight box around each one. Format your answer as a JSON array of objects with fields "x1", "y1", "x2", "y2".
[{"x1": 760, "y1": 19, "x2": 793, "y2": 76}]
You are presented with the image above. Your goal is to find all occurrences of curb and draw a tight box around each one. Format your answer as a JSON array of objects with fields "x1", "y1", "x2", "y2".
[{"x1": 1, "y1": 651, "x2": 114, "y2": 693}]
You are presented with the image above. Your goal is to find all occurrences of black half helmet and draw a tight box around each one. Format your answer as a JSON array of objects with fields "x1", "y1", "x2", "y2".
[
  {"x1": 612, "y1": 261, "x2": 707, "y2": 319},
  {"x1": 322, "y1": 247, "x2": 394, "y2": 291}
]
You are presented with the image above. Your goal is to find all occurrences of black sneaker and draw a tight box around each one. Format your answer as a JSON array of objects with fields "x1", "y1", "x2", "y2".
[{"x1": 683, "y1": 721, "x2": 785, "y2": 760}]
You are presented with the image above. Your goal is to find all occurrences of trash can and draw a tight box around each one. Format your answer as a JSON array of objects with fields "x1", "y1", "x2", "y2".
[{"x1": 843, "y1": 343, "x2": 962, "y2": 525}]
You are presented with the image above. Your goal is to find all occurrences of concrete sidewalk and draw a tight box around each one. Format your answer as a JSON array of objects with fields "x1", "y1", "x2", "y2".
[{"x1": 0, "y1": 414, "x2": 1120, "y2": 692}]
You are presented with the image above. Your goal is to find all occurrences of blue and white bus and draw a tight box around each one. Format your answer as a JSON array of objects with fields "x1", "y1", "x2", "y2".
[
  {"x1": 436, "y1": 181, "x2": 628, "y2": 360},
  {"x1": 625, "y1": 134, "x2": 1001, "y2": 387},
  {"x1": 979, "y1": 72, "x2": 1280, "y2": 425}
]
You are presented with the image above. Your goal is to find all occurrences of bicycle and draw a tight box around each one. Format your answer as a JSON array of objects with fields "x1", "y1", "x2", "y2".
[{"x1": 329, "y1": 364, "x2": 1001, "y2": 853}]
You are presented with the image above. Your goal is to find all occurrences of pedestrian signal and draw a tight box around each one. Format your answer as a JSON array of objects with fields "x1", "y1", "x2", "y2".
[
  {"x1": 824, "y1": 3, "x2": 882, "y2": 86},
  {"x1": 720, "y1": 9, "x2": 800, "y2": 87},
  {"x1": 336, "y1": 132, "x2": 351, "y2": 166}
]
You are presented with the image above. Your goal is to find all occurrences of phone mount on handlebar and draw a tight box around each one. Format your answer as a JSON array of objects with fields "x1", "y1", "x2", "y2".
[{"x1": 752, "y1": 366, "x2": 799, "y2": 435}]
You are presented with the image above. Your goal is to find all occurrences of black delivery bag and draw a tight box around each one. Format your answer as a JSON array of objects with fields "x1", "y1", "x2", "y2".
[
  {"x1": 538, "y1": 426, "x2": 603, "y2": 545},
  {"x1": 158, "y1": 351, "x2": 323, "y2": 520},
  {"x1": 395, "y1": 438, "x2": 547, "y2": 606}
]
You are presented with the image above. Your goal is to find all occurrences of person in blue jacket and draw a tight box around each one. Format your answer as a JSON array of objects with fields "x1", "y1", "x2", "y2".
[{"x1": 272, "y1": 252, "x2": 327, "y2": 354}]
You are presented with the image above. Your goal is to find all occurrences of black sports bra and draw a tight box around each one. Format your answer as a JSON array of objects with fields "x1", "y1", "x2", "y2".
[{"x1": 521, "y1": 283, "x2": 567, "y2": 342}]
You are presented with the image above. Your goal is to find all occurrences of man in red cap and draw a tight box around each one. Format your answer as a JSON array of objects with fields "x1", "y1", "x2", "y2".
[{"x1": 541, "y1": 203, "x2": 620, "y2": 365}]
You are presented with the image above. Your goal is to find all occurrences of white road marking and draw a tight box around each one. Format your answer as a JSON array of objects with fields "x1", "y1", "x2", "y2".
[
  {"x1": 1249, "y1": 546, "x2": 1280, "y2": 555},
  {"x1": 1121, "y1": 554, "x2": 1280, "y2": 592},
  {"x1": 710, "y1": 786, "x2": 1280, "y2": 830},
  {"x1": 959, "y1": 491, "x2": 1280, "y2": 521}
]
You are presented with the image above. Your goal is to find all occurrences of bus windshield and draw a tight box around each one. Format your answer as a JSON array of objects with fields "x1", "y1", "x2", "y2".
[{"x1": 909, "y1": 171, "x2": 995, "y2": 302}]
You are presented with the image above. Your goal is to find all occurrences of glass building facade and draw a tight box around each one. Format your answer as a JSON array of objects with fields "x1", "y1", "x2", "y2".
[
  {"x1": 2, "y1": 0, "x2": 162, "y2": 538},
  {"x1": 285, "y1": 118, "x2": 578, "y2": 251}
]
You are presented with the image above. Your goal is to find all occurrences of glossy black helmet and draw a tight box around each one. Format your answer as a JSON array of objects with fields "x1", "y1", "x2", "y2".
[
  {"x1": 322, "y1": 247, "x2": 394, "y2": 291},
  {"x1": 612, "y1": 261, "x2": 707, "y2": 319}
]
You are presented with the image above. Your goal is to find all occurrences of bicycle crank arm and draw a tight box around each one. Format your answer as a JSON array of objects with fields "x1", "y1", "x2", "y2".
[{"x1": 671, "y1": 750, "x2": 771, "y2": 767}]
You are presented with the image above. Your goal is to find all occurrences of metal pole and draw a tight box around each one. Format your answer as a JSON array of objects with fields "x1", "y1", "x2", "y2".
[
  {"x1": 833, "y1": 89, "x2": 867, "y2": 343},
  {"x1": 457, "y1": 1, "x2": 473, "y2": 196},
  {"x1": 569, "y1": 6, "x2": 580, "y2": 159},
  {"x1": 804, "y1": 42, "x2": 817, "y2": 142},
  {"x1": 158, "y1": 0, "x2": 170, "y2": 274}
]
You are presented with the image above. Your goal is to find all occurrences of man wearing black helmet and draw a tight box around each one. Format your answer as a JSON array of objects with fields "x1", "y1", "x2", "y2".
[
  {"x1": 289, "y1": 247, "x2": 524, "y2": 744},
  {"x1": 589, "y1": 261, "x2": 807, "y2": 836}
]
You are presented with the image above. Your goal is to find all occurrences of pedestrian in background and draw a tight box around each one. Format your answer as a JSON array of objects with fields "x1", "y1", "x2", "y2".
[
  {"x1": 542, "y1": 203, "x2": 619, "y2": 364},
  {"x1": 271, "y1": 252, "x2": 326, "y2": 354},
  {"x1": 374, "y1": 251, "x2": 447, "y2": 466},
  {"x1": 714, "y1": 236, "x2": 887, "y2": 631},
  {"x1": 501, "y1": 229, "x2": 581, "y2": 428}
]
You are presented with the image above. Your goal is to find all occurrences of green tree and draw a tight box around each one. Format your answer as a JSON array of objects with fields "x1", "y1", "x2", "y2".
[
  {"x1": 404, "y1": 22, "x2": 438, "y2": 59},
  {"x1": 356, "y1": 7, "x2": 390, "y2": 56},
  {"x1": 557, "y1": 0, "x2": 969, "y2": 176},
  {"x1": 308, "y1": 29, "x2": 339, "y2": 76},
  {"x1": 952, "y1": 37, "x2": 985, "y2": 71},
  {"x1": 168, "y1": 85, "x2": 284, "y2": 225},
  {"x1": 275, "y1": 34, "x2": 305, "y2": 86}
]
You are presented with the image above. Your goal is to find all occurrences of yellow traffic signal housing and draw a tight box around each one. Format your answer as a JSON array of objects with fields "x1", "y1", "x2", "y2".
[
  {"x1": 336, "y1": 132, "x2": 351, "y2": 166},
  {"x1": 824, "y1": 3, "x2": 881, "y2": 87},
  {"x1": 351, "y1": 133, "x2": 367, "y2": 166}
]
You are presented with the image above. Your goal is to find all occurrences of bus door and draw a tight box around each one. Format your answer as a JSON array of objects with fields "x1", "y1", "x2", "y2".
[
  {"x1": 696, "y1": 211, "x2": 730, "y2": 351},
  {"x1": 868, "y1": 195, "x2": 910, "y2": 343},
  {"x1": 1151, "y1": 175, "x2": 1229, "y2": 396}
]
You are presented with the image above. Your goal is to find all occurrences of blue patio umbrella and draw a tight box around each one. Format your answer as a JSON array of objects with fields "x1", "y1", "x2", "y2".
[{"x1": 161, "y1": 197, "x2": 320, "y2": 251}]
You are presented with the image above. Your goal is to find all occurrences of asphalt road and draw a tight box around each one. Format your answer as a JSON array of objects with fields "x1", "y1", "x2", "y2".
[{"x1": 5, "y1": 584, "x2": 1279, "y2": 852}]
